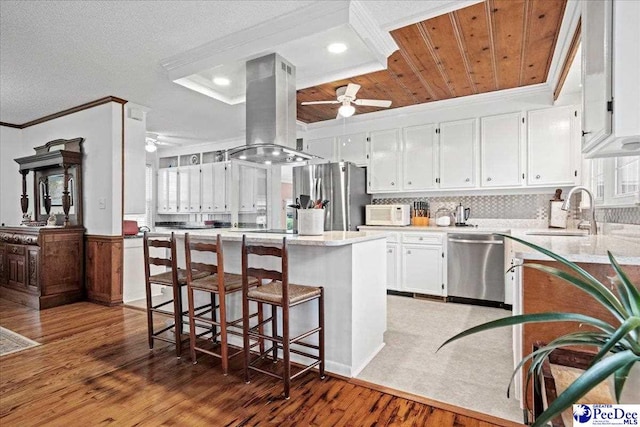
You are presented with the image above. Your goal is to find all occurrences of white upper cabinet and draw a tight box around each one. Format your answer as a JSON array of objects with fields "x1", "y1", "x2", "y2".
[
  {"x1": 480, "y1": 112, "x2": 523, "y2": 187},
  {"x1": 157, "y1": 168, "x2": 178, "y2": 213},
  {"x1": 239, "y1": 165, "x2": 257, "y2": 212},
  {"x1": 336, "y1": 133, "x2": 368, "y2": 166},
  {"x1": 439, "y1": 118, "x2": 476, "y2": 189},
  {"x1": 179, "y1": 166, "x2": 201, "y2": 213},
  {"x1": 402, "y1": 124, "x2": 438, "y2": 191},
  {"x1": 527, "y1": 106, "x2": 577, "y2": 186},
  {"x1": 369, "y1": 129, "x2": 401, "y2": 192},
  {"x1": 305, "y1": 137, "x2": 336, "y2": 161},
  {"x1": 581, "y1": 0, "x2": 612, "y2": 151},
  {"x1": 201, "y1": 162, "x2": 230, "y2": 213},
  {"x1": 582, "y1": 0, "x2": 640, "y2": 157}
]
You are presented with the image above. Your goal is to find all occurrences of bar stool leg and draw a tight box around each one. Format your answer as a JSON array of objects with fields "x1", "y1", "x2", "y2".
[
  {"x1": 282, "y1": 304, "x2": 290, "y2": 399},
  {"x1": 210, "y1": 293, "x2": 217, "y2": 342},
  {"x1": 243, "y1": 293, "x2": 251, "y2": 384},
  {"x1": 219, "y1": 293, "x2": 229, "y2": 375},
  {"x1": 319, "y1": 287, "x2": 325, "y2": 379},
  {"x1": 258, "y1": 303, "x2": 265, "y2": 355},
  {"x1": 145, "y1": 279, "x2": 154, "y2": 350},
  {"x1": 172, "y1": 284, "x2": 182, "y2": 358},
  {"x1": 187, "y1": 286, "x2": 197, "y2": 364},
  {"x1": 271, "y1": 304, "x2": 278, "y2": 362}
]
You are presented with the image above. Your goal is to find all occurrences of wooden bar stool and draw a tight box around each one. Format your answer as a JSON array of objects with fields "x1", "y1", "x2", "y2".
[
  {"x1": 184, "y1": 233, "x2": 260, "y2": 374},
  {"x1": 241, "y1": 236, "x2": 325, "y2": 399},
  {"x1": 143, "y1": 231, "x2": 208, "y2": 357}
]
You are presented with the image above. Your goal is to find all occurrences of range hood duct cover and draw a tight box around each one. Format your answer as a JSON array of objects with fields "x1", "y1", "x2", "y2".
[{"x1": 229, "y1": 53, "x2": 314, "y2": 164}]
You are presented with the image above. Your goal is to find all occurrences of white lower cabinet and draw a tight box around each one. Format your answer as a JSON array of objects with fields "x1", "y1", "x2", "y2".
[
  {"x1": 386, "y1": 243, "x2": 400, "y2": 291},
  {"x1": 401, "y1": 244, "x2": 444, "y2": 296}
]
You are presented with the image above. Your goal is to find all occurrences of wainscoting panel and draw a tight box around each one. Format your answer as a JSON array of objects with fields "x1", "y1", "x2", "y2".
[{"x1": 85, "y1": 235, "x2": 123, "y2": 306}]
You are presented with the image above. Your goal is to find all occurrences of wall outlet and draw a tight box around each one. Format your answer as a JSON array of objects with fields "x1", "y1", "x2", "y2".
[{"x1": 98, "y1": 198, "x2": 106, "y2": 209}]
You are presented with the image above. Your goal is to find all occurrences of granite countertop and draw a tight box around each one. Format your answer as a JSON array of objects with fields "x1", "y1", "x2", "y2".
[
  {"x1": 154, "y1": 228, "x2": 387, "y2": 247},
  {"x1": 509, "y1": 232, "x2": 640, "y2": 266}
]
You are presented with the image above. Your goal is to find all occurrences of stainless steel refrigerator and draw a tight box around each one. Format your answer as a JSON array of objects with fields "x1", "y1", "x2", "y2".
[{"x1": 292, "y1": 162, "x2": 370, "y2": 232}]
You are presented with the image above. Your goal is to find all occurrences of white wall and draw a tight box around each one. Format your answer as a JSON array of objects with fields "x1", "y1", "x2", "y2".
[
  {"x1": 0, "y1": 126, "x2": 26, "y2": 226},
  {"x1": 12, "y1": 102, "x2": 124, "y2": 235},
  {"x1": 124, "y1": 104, "x2": 148, "y2": 214}
]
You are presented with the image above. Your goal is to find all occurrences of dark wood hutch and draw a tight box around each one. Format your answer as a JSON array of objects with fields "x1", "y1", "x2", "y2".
[{"x1": 0, "y1": 138, "x2": 85, "y2": 309}]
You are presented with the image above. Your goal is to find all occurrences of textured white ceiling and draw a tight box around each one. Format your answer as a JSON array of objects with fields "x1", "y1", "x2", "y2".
[{"x1": 0, "y1": 0, "x2": 471, "y2": 144}]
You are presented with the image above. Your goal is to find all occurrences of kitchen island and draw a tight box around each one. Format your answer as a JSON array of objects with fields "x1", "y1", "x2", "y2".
[
  {"x1": 159, "y1": 229, "x2": 388, "y2": 378},
  {"x1": 509, "y1": 232, "x2": 640, "y2": 409}
]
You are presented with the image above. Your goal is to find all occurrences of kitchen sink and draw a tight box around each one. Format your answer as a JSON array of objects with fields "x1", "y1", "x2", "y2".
[{"x1": 525, "y1": 231, "x2": 588, "y2": 237}]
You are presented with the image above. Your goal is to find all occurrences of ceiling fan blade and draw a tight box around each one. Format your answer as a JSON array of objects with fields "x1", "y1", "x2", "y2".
[
  {"x1": 354, "y1": 99, "x2": 392, "y2": 108},
  {"x1": 301, "y1": 100, "x2": 340, "y2": 105},
  {"x1": 344, "y1": 83, "x2": 361, "y2": 99}
]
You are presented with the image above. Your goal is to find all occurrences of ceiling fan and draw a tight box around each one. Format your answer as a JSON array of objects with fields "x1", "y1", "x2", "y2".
[
  {"x1": 145, "y1": 133, "x2": 182, "y2": 152},
  {"x1": 300, "y1": 83, "x2": 392, "y2": 118}
]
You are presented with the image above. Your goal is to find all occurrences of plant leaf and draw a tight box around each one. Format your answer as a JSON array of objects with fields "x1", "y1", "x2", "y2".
[
  {"x1": 533, "y1": 350, "x2": 640, "y2": 427},
  {"x1": 608, "y1": 251, "x2": 640, "y2": 318},
  {"x1": 523, "y1": 263, "x2": 627, "y2": 322},
  {"x1": 613, "y1": 362, "x2": 635, "y2": 402},
  {"x1": 501, "y1": 234, "x2": 628, "y2": 319},
  {"x1": 588, "y1": 316, "x2": 640, "y2": 367},
  {"x1": 438, "y1": 312, "x2": 615, "y2": 352}
]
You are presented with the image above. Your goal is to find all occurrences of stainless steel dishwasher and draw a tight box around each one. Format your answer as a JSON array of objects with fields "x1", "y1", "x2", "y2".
[{"x1": 447, "y1": 233, "x2": 505, "y2": 303}]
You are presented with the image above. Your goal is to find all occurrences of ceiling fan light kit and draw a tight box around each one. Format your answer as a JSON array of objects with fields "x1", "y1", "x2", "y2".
[
  {"x1": 338, "y1": 103, "x2": 355, "y2": 117},
  {"x1": 301, "y1": 82, "x2": 391, "y2": 119}
]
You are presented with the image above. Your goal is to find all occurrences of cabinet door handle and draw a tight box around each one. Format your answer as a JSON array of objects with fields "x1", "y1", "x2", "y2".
[
  {"x1": 487, "y1": 177, "x2": 492, "y2": 181},
  {"x1": 391, "y1": 182, "x2": 395, "y2": 186},
  {"x1": 387, "y1": 249, "x2": 392, "y2": 253},
  {"x1": 465, "y1": 178, "x2": 470, "y2": 182},
  {"x1": 581, "y1": 130, "x2": 592, "y2": 137},
  {"x1": 536, "y1": 175, "x2": 541, "y2": 179},
  {"x1": 407, "y1": 181, "x2": 412, "y2": 185},
  {"x1": 418, "y1": 237, "x2": 423, "y2": 241},
  {"x1": 407, "y1": 250, "x2": 412, "y2": 255}
]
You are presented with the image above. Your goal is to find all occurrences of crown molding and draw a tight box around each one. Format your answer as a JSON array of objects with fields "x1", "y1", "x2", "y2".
[
  {"x1": 349, "y1": 0, "x2": 398, "y2": 64},
  {"x1": 546, "y1": 0, "x2": 582, "y2": 95},
  {"x1": 160, "y1": 1, "x2": 351, "y2": 80},
  {"x1": 0, "y1": 121, "x2": 21, "y2": 129},
  {"x1": 1, "y1": 96, "x2": 128, "y2": 129}
]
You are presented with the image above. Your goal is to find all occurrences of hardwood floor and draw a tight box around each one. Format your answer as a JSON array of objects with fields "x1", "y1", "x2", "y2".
[{"x1": 0, "y1": 299, "x2": 522, "y2": 426}]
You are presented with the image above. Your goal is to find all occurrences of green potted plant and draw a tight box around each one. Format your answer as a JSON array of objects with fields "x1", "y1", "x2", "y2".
[{"x1": 439, "y1": 234, "x2": 640, "y2": 427}]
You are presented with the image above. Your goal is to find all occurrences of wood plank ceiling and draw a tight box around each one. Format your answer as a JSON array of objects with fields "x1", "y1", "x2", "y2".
[{"x1": 296, "y1": 0, "x2": 567, "y2": 123}]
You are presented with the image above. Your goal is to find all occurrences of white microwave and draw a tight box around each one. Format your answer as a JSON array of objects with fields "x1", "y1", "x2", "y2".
[{"x1": 365, "y1": 204, "x2": 410, "y2": 226}]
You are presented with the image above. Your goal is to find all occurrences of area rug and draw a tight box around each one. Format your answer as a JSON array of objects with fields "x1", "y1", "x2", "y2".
[{"x1": 0, "y1": 327, "x2": 40, "y2": 356}]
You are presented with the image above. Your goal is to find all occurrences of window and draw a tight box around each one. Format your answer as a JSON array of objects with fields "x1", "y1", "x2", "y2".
[
  {"x1": 145, "y1": 165, "x2": 153, "y2": 228},
  {"x1": 614, "y1": 156, "x2": 639, "y2": 197},
  {"x1": 590, "y1": 158, "x2": 605, "y2": 202}
]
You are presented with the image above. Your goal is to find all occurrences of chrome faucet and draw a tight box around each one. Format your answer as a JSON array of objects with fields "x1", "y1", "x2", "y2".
[{"x1": 561, "y1": 186, "x2": 598, "y2": 235}]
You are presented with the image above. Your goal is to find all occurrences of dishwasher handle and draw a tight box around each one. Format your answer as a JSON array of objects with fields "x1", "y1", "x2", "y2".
[{"x1": 448, "y1": 238, "x2": 504, "y2": 244}]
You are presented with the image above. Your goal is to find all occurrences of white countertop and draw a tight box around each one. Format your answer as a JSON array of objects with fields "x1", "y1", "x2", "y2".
[
  {"x1": 155, "y1": 228, "x2": 387, "y2": 247},
  {"x1": 358, "y1": 225, "x2": 640, "y2": 265},
  {"x1": 509, "y1": 232, "x2": 640, "y2": 266}
]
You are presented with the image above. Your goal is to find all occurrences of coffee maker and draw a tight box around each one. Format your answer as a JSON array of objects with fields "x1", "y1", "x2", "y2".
[{"x1": 454, "y1": 203, "x2": 471, "y2": 226}]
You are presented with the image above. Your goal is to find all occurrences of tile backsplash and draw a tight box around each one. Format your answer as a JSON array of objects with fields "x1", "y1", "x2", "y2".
[
  {"x1": 373, "y1": 193, "x2": 640, "y2": 225},
  {"x1": 372, "y1": 193, "x2": 562, "y2": 220}
]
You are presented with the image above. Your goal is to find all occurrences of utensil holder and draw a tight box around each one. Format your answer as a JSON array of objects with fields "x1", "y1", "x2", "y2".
[{"x1": 297, "y1": 209, "x2": 325, "y2": 235}]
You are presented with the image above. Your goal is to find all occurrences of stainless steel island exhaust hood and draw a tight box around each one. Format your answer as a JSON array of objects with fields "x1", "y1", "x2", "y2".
[{"x1": 228, "y1": 53, "x2": 315, "y2": 164}]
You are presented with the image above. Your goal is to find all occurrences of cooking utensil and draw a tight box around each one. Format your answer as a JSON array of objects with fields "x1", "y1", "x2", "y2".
[{"x1": 299, "y1": 195, "x2": 310, "y2": 210}]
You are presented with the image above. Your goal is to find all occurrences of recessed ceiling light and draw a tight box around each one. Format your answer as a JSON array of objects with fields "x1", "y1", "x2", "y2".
[
  {"x1": 327, "y1": 43, "x2": 347, "y2": 54},
  {"x1": 239, "y1": 155, "x2": 247, "y2": 160},
  {"x1": 295, "y1": 157, "x2": 304, "y2": 162},
  {"x1": 264, "y1": 160, "x2": 272, "y2": 165},
  {"x1": 272, "y1": 150, "x2": 281, "y2": 156},
  {"x1": 213, "y1": 77, "x2": 231, "y2": 86}
]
